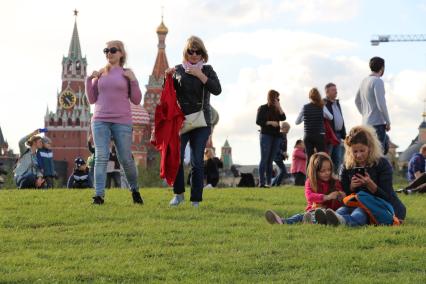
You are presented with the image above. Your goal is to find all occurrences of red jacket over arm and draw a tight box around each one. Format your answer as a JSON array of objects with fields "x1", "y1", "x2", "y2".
[{"x1": 151, "y1": 74, "x2": 184, "y2": 185}]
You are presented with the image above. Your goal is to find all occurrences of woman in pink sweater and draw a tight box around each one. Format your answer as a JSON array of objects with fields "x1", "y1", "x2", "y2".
[
  {"x1": 86, "y1": 40, "x2": 143, "y2": 205},
  {"x1": 265, "y1": 152, "x2": 345, "y2": 224}
]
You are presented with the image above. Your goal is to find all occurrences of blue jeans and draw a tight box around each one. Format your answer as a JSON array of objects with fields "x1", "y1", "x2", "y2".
[
  {"x1": 282, "y1": 213, "x2": 303, "y2": 224},
  {"x1": 259, "y1": 134, "x2": 281, "y2": 186},
  {"x1": 336, "y1": 206, "x2": 368, "y2": 227},
  {"x1": 173, "y1": 126, "x2": 211, "y2": 202},
  {"x1": 373, "y1": 125, "x2": 387, "y2": 154},
  {"x1": 328, "y1": 132, "x2": 344, "y2": 172},
  {"x1": 92, "y1": 121, "x2": 139, "y2": 197},
  {"x1": 272, "y1": 158, "x2": 288, "y2": 186}
]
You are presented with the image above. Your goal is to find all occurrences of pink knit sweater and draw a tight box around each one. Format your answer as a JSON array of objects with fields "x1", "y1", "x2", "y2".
[{"x1": 86, "y1": 66, "x2": 142, "y2": 125}]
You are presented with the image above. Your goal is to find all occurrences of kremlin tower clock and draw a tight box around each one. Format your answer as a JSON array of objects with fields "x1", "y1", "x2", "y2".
[{"x1": 44, "y1": 11, "x2": 91, "y2": 177}]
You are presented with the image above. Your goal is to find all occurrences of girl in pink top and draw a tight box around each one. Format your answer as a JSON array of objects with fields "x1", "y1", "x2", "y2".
[
  {"x1": 290, "y1": 139, "x2": 307, "y2": 185},
  {"x1": 265, "y1": 152, "x2": 345, "y2": 224},
  {"x1": 86, "y1": 40, "x2": 143, "y2": 205}
]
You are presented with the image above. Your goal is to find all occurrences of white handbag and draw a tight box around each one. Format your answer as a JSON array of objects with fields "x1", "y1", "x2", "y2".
[{"x1": 180, "y1": 88, "x2": 207, "y2": 134}]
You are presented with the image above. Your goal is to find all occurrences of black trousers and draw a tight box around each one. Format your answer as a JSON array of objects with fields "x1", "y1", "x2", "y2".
[
  {"x1": 206, "y1": 176, "x2": 219, "y2": 187},
  {"x1": 304, "y1": 133, "x2": 325, "y2": 167},
  {"x1": 293, "y1": 172, "x2": 306, "y2": 186},
  {"x1": 106, "y1": 172, "x2": 121, "y2": 188}
]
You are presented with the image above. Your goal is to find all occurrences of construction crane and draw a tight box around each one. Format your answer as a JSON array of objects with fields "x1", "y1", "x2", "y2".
[{"x1": 371, "y1": 34, "x2": 426, "y2": 46}]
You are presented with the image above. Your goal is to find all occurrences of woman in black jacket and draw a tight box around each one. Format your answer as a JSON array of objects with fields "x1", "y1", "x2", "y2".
[
  {"x1": 165, "y1": 36, "x2": 221, "y2": 208},
  {"x1": 325, "y1": 125, "x2": 406, "y2": 226},
  {"x1": 256, "y1": 90, "x2": 286, "y2": 188}
]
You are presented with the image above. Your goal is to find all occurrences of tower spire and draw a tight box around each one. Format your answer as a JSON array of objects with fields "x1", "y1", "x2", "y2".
[
  {"x1": 151, "y1": 14, "x2": 169, "y2": 80},
  {"x1": 423, "y1": 98, "x2": 426, "y2": 122},
  {"x1": 68, "y1": 10, "x2": 82, "y2": 59}
]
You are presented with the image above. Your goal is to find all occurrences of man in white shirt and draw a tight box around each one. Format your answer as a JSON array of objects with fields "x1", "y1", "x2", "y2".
[{"x1": 355, "y1": 57, "x2": 390, "y2": 152}]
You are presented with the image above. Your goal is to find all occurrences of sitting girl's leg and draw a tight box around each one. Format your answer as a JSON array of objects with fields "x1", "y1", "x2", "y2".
[
  {"x1": 336, "y1": 206, "x2": 368, "y2": 227},
  {"x1": 284, "y1": 213, "x2": 304, "y2": 224},
  {"x1": 265, "y1": 210, "x2": 304, "y2": 225}
]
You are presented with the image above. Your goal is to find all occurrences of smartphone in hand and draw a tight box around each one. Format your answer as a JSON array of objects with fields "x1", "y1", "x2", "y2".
[
  {"x1": 353, "y1": 167, "x2": 365, "y2": 176},
  {"x1": 39, "y1": 128, "x2": 48, "y2": 133}
]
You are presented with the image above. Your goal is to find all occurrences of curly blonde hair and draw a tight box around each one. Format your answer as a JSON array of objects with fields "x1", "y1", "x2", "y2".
[{"x1": 343, "y1": 125, "x2": 383, "y2": 168}]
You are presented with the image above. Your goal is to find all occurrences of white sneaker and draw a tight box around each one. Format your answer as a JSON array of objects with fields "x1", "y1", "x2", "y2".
[
  {"x1": 204, "y1": 184, "x2": 213, "y2": 189},
  {"x1": 191, "y1": 201, "x2": 199, "y2": 208},
  {"x1": 326, "y1": 209, "x2": 346, "y2": 226},
  {"x1": 169, "y1": 194, "x2": 184, "y2": 206}
]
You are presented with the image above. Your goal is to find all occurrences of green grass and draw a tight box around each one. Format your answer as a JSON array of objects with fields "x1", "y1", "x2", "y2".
[{"x1": 0, "y1": 187, "x2": 425, "y2": 283}]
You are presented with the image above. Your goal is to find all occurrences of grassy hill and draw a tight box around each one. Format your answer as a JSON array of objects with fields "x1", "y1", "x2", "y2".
[{"x1": 0, "y1": 187, "x2": 425, "y2": 283}]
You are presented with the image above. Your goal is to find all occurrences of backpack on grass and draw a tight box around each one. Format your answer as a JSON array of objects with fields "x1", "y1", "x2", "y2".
[{"x1": 343, "y1": 191, "x2": 400, "y2": 226}]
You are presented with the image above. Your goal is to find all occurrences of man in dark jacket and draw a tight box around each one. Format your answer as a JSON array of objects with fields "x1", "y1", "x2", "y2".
[{"x1": 324, "y1": 83, "x2": 346, "y2": 172}]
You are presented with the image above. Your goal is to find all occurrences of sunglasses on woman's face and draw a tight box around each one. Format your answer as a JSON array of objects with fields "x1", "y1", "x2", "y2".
[
  {"x1": 187, "y1": 49, "x2": 202, "y2": 56},
  {"x1": 103, "y1": 47, "x2": 121, "y2": 54}
]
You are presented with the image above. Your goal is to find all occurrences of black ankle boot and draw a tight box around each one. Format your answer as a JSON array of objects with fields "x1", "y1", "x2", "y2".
[
  {"x1": 132, "y1": 191, "x2": 144, "y2": 204},
  {"x1": 92, "y1": 196, "x2": 104, "y2": 205}
]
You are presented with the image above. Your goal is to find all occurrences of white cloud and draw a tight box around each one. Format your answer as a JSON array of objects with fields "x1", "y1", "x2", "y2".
[{"x1": 279, "y1": 0, "x2": 360, "y2": 23}]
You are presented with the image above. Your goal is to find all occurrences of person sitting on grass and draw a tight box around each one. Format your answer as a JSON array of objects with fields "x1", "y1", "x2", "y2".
[
  {"x1": 265, "y1": 152, "x2": 345, "y2": 225},
  {"x1": 325, "y1": 125, "x2": 406, "y2": 226},
  {"x1": 36, "y1": 137, "x2": 56, "y2": 189},
  {"x1": 407, "y1": 144, "x2": 426, "y2": 183},
  {"x1": 13, "y1": 129, "x2": 45, "y2": 189},
  {"x1": 204, "y1": 148, "x2": 223, "y2": 188},
  {"x1": 67, "y1": 157, "x2": 92, "y2": 189}
]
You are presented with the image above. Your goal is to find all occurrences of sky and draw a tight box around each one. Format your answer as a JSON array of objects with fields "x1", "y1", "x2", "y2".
[{"x1": 1, "y1": 0, "x2": 426, "y2": 165}]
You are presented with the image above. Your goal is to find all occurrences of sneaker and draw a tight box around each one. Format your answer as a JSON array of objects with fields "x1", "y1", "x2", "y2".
[
  {"x1": 191, "y1": 201, "x2": 200, "y2": 208},
  {"x1": 315, "y1": 208, "x2": 327, "y2": 225},
  {"x1": 132, "y1": 191, "x2": 144, "y2": 204},
  {"x1": 326, "y1": 209, "x2": 346, "y2": 226},
  {"x1": 169, "y1": 194, "x2": 184, "y2": 206},
  {"x1": 259, "y1": 185, "x2": 270, "y2": 189},
  {"x1": 204, "y1": 184, "x2": 213, "y2": 189},
  {"x1": 302, "y1": 212, "x2": 314, "y2": 224},
  {"x1": 92, "y1": 196, "x2": 104, "y2": 205},
  {"x1": 265, "y1": 210, "x2": 284, "y2": 224}
]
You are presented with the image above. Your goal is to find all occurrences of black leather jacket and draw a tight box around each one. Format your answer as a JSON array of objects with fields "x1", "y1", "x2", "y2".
[{"x1": 173, "y1": 64, "x2": 221, "y2": 125}]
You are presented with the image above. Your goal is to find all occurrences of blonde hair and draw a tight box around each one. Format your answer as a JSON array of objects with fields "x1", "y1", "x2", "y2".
[
  {"x1": 183, "y1": 36, "x2": 208, "y2": 63},
  {"x1": 343, "y1": 125, "x2": 383, "y2": 168},
  {"x1": 105, "y1": 40, "x2": 127, "y2": 73},
  {"x1": 309, "y1": 88, "x2": 324, "y2": 108},
  {"x1": 204, "y1": 148, "x2": 214, "y2": 160},
  {"x1": 26, "y1": 135, "x2": 41, "y2": 147},
  {"x1": 307, "y1": 152, "x2": 335, "y2": 193}
]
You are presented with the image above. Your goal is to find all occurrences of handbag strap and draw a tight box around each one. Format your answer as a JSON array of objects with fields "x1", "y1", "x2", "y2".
[{"x1": 199, "y1": 86, "x2": 205, "y2": 111}]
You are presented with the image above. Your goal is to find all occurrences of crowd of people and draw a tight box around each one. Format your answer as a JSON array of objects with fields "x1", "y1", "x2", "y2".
[
  {"x1": 262, "y1": 56, "x2": 408, "y2": 226},
  {"x1": 8, "y1": 36, "x2": 419, "y2": 226}
]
